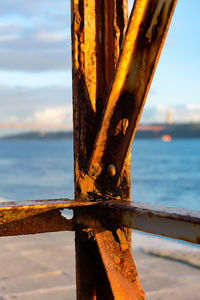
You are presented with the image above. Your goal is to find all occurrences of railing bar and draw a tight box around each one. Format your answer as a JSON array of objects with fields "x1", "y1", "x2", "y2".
[
  {"x1": 0, "y1": 199, "x2": 199, "y2": 243},
  {"x1": 0, "y1": 198, "x2": 97, "y2": 209},
  {"x1": 0, "y1": 210, "x2": 74, "y2": 236},
  {"x1": 0, "y1": 198, "x2": 97, "y2": 225},
  {"x1": 98, "y1": 201, "x2": 200, "y2": 244},
  {"x1": 100, "y1": 200, "x2": 200, "y2": 224}
]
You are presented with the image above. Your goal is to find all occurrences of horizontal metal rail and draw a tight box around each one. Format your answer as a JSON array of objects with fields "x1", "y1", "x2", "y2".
[
  {"x1": 0, "y1": 199, "x2": 199, "y2": 244},
  {"x1": 102, "y1": 201, "x2": 200, "y2": 244},
  {"x1": 0, "y1": 199, "x2": 96, "y2": 236},
  {"x1": 75, "y1": 200, "x2": 200, "y2": 244},
  {"x1": 0, "y1": 198, "x2": 96, "y2": 220}
]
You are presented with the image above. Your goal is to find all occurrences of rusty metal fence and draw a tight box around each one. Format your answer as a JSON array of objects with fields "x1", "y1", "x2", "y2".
[{"x1": 1, "y1": 0, "x2": 200, "y2": 299}]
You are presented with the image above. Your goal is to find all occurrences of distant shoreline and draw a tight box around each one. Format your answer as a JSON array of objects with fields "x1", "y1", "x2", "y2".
[{"x1": 1, "y1": 123, "x2": 200, "y2": 140}]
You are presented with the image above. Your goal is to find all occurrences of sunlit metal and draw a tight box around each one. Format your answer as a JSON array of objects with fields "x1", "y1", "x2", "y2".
[
  {"x1": 88, "y1": 0, "x2": 178, "y2": 189},
  {"x1": 76, "y1": 200, "x2": 200, "y2": 245},
  {"x1": 0, "y1": 0, "x2": 186, "y2": 299}
]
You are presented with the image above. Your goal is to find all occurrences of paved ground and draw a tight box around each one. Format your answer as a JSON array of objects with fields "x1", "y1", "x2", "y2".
[{"x1": 0, "y1": 231, "x2": 199, "y2": 299}]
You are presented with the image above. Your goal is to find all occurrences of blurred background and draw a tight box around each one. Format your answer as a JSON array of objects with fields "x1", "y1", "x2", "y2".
[
  {"x1": 0, "y1": 0, "x2": 199, "y2": 135},
  {"x1": 0, "y1": 2, "x2": 200, "y2": 300}
]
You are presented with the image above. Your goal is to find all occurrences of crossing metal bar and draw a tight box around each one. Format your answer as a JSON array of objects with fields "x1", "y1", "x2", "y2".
[
  {"x1": 71, "y1": 0, "x2": 146, "y2": 298},
  {"x1": 2, "y1": 0, "x2": 195, "y2": 299},
  {"x1": 0, "y1": 198, "x2": 199, "y2": 245},
  {"x1": 71, "y1": 1, "x2": 177, "y2": 295},
  {"x1": 75, "y1": 200, "x2": 200, "y2": 245},
  {"x1": 86, "y1": 0, "x2": 178, "y2": 192}
]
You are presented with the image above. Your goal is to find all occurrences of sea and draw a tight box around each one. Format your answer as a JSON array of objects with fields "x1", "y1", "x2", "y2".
[{"x1": 0, "y1": 138, "x2": 200, "y2": 211}]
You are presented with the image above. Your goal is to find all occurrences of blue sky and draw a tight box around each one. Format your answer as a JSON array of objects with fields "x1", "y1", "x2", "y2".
[
  {"x1": 148, "y1": 0, "x2": 200, "y2": 106},
  {"x1": 0, "y1": 0, "x2": 199, "y2": 127}
]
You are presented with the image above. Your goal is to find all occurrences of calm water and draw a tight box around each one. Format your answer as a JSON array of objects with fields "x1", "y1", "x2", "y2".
[{"x1": 0, "y1": 139, "x2": 200, "y2": 211}]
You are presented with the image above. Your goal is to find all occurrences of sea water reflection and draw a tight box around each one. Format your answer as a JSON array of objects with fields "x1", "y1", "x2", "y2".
[{"x1": 0, "y1": 138, "x2": 199, "y2": 210}]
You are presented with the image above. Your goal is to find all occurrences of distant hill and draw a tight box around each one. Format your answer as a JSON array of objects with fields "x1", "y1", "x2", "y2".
[
  {"x1": 135, "y1": 123, "x2": 200, "y2": 139},
  {"x1": 1, "y1": 131, "x2": 73, "y2": 140},
  {"x1": 1, "y1": 124, "x2": 200, "y2": 140}
]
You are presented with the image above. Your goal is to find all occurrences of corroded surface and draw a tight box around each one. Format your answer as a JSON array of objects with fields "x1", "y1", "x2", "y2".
[
  {"x1": 0, "y1": 199, "x2": 96, "y2": 224},
  {"x1": 71, "y1": 0, "x2": 178, "y2": 298},
  {"x1": 75, "y1": 201, "x2": 200, "y2": 245},
  {"x1": 86, "y1": 0, "x2": 178, "y2": 194},
  {"x1": 0, "y1": 198, "x2": 95, "y2": 236},
  {"x1": 0, "y1": 210, "x2": 74, "y2": 236},
  {"x1": 96, "y1": 230, "x2": 146, "y2": 300},
  {"x1": 0, "y1": 199, "x2": 95, "y2": 236},
  {"x1": 1, "y1": 197, "x2": 199, "y2": 242},
  {"x1": 71, "y1": 0, "x2": 131, "y2": 200},
  {"x1": 0, "y1": 0, "x2": 180, "y2": 298},
  {"x1": 71, "y1": 0, "x2": 146, "y2": 298}
]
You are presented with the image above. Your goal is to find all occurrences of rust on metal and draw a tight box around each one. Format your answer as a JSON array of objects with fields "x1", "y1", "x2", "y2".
[
  {"x1": 96, "y1": 230, "x2": 146, "y2": 300},
  {"x1": 71, "y1": 0, "x2": 146, "y2": 298},
  {"x1": 105, "y1": 201, "x2": 200, "y2": 244},
  {"x1": 71, "y1": 0, "x2": 131, "y2": 200},
  {"x1": 0, "y1": 198, "x2": 97, "y2": 236},
  {"x1": 0, "y1": 210, "x2": 74, "y2": 236},
  {"x1": 86, "y1": 0, "x2": 178, "y2": 194},
  {"x1": 75, "y1": 201, "x2": 200, "y2": 245},
  {"x1": 0, "y1": 0, "x2": 185, "y2": 298},
  {"x1": 0, "y1": 198, "x2": 96, "y2": 224},
  {"x1": 1, "y1": 197, "x2": 199, "y2": 243}
]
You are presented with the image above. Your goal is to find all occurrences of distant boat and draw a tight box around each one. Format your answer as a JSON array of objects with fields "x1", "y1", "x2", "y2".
[{"x1": 161, "y1": 134, "x2": 172, "y2": 142}]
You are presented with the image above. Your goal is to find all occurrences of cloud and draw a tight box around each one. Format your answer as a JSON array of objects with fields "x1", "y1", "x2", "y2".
[
  {"x1": 36, "y1": 31, "x2": 69, "y2": 42},
  {"x1": 0, "y1": 0, "x2": 71, "y2": 71},
  {"x1": 0, "y1": 20, "x2": 22, "y2": 42},
  {"x1": 186, "y1": 103, "x2": 200, "y2": 111},
  {"x1": 0, "y1": 34, "x2": 19, "y2": 42},
  {"x1": 0, "y1": 85, "x2": 72, "y2": 124},
  {"x1": 0, "y1": 1, "x2": 70, "y2": 20},
  {"x1": 0, "y1": 84, "x2": 71, "y2": 104},
  {"x1": 141, "y1": 104, "x2": 200, "y2": 124},
  {"x1": 0, "y1": 70, "x2": 71, "y2": 88},
  {"x1": 0, "y1": 48, "x2": 71, "y2": 71},
  {"x1": 0, "y1": 105, "x2": 73, "y2": 132},
  {"x1": 30, "y1": 107, "x2": 72, "y2": 124}
]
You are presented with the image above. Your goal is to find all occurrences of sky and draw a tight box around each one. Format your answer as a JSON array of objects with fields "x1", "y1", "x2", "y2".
[{"x1": 0, "y1": 0, "x2": 199, "y2": 130}]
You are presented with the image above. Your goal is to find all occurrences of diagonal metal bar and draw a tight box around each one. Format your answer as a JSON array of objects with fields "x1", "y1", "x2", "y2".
[
  {"x1": 72, "y1": 0, "x2": 130, "y2": 199},
  {"x1": 71, "y1": 1, "x2": 132, "y2": 298},
  {"x1": 71, "y1": 0, "x2": 146, "y2": 298},
  {"x1": 96, "y1": 229, "x2": 146, "y2": 299},
  {"x1": 87, "y1": 0, "x2": 178, "y2": 188}
]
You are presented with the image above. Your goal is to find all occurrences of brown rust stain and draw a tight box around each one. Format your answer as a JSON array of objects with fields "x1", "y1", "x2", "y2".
[
  {"x1": 0, "y1": 210, "x2": 74, "y2": 236},
  {"x1": 0, "y1": 0, "x2": 184, "y2": 298},
  {"x1": 196, "y1": 236, "x2": 200, "y2": 244},
  {"x1": 96, "y1": 229, "x2": 146, "y2": 300},
  {"x1": 114, "y1": 256, "x2": 121, "y2": 265},
  {"x1": 71, "y1": 0, "x2": 147, "y2": 298},
  {"x1": 0, "y1": 199, "x2": 97, "y2": 225},
  {"x1": 71, "y1": 0, "x2": 178, "y2": 298},
  {"x1": 75, "y1": 205, "x2": 146, "y2": 298},
  {"x1": 82, "y1": 0, "x2": 178, "y2": 195}
]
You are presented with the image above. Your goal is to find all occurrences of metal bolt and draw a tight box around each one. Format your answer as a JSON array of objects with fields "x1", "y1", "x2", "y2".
[{"x1": 107, "y1": 164, "x2": 116, "y2": 177}]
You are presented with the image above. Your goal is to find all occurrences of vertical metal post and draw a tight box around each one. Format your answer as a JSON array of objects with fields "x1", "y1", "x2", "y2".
[{"x1": 71, "y1": 0, "x2": 145, "y2": 298}]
